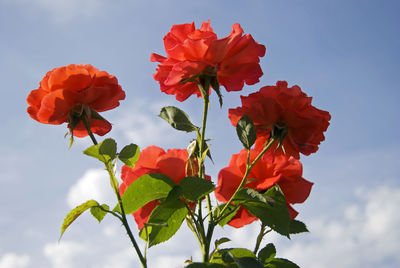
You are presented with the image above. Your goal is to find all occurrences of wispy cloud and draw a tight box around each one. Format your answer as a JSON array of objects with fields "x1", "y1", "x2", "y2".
[{"x1": 0, "y1": 253, "x2": 30, "y2": 268}]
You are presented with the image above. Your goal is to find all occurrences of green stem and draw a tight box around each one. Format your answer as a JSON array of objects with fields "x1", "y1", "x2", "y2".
[
  {"x1": 216, "y1": 137, "x2": 277, "y2": 221},
  {"x1": 81, "y1": 116, "x2": 147, "y2": 268}
]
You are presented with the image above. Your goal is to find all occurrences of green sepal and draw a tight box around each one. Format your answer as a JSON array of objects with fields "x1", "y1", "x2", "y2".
[
  {"x1": 83, "y1": 138, "x2": 117, "y2": 163},
  {"x1": 118, "y1": 143, "x2": 140, "y2": 168},
  {"x1": 60, "y1": 200, "x2": 99, "y2": 240},
  {"x1": 121, "y1": 173, "x2": 176, "y2": 214},
  {"x1": 159, "y1": 106, "x2": 198, "y2": 132},
  {"x1": 90, "y1": 204, "x2": 109, "y2": 223},
  {"x1": 180, "y1": 177, "x2": 215, "y2": 202},
  {"x1": 236, "y1": 115, "x2": 256, "y2": 149}
]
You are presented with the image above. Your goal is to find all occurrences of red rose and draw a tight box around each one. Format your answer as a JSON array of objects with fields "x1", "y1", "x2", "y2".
[
  {"x1": 215, "y1": 149, "x2": 313, "y2": 228},
  {"x1": 229, "y1": 81, "x2": 331, "y2": 159},
  {"x1": 26, "y1": 64, "x2": 125, "y2": 137},
  {"x1": 151, "y1": 21, "x2": 266, "y2": 101},
  {"x1": 119, "y1": 145, "x2": 205, "y2": 230}
]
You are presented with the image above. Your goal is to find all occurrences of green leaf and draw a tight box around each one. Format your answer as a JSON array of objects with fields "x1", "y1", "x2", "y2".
[
  {"x1": 144, "y1": 189, "x2": 188, "y2": 247},
  {"x1": 60, "y1": 200, "x2": 98, "y2": 239},
  {"x1": 241, "y1": 186, "x2": 291, "y2": 237},
  {"x1": 213, "y1": 248, "x2": 262, "y2": 267},
  {"x1": 90, "y1": 204, "x2": 109, "y2": 223},
  {"x1": 214, "y1": 237, "x2": 231, "y2": 249},
  {"x1": 289, "y1": 219, "x2": 309, "y2": 234},
  {"x1": 159, "y1": 106, "x2": 198, "y2": 132},
  {"x1": 186, "y1": 263, "x2": 226, "y2": 268},
  {"x1": 236, "y1": 115, "x2": 256, "y2": 149},
  {"x1": 258, "y1": 243, "x2": 276, "y2": 264},
  {"x1": 234, "y1": 188, "x2": 275, "y2": 206},
  {"x1": 210, "y1": 76, "x2": 223, "y2": 107},
  {"x1": 118, "y1": 144, "x2": 140, "y2": 168},
  {"x1": 180, "y1": 177, "x2": 215, "y2": 202},
  {"x1": 121, "y1": 173, "x2": 176, "y2": 214},
  {"x1": 83, "y1": 138, "x2": 117, "y2": 163},
  {"x1": 264, "y1": 258, "x2": 299, "y2": 268},
  {"x1": 215, "y1": 204, "x2": 240, "y2": 227}
]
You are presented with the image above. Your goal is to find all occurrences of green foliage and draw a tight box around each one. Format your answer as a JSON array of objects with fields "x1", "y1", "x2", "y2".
[
  {"x1": 118, "y1": 143, "x2": 140, "y2": 168},
  {"x1": 238, "y1": 185, "x2": 291, "y2": 237},
  {"x1": 159, "y1": 106, "x2": 198, "y2": 132},
  {"x1": 186, "y1": 263, "x2": 226, "y2": 268},
  {"x1": 180, "y1": 177, "x2": 215, "y2": 202},
  {"x1": 235, "y1": 188, "x2": 274, "y2": 206},
  {"x1": 289, "y1": 219, "x2": 309, "y2": 234},
  {"x1": 90, "y1": 204, "x2": 109, "y2": 223},
  {"x1": 141, "y1": 188, "x2": 188, "y2": 247},
  {"x1": 264, "y1": 258, "x2": 299, "y2": 268},
  {"x1": 83, "y1": 138, "x2": 117, "y2": 163},
  {"x1": 236, "y1": 115, "x2": 256, "y2": 149},
  {"x1": 258, "y1": 243, "x2": 276, "y2": 264},
  {"x1": 212, "y1": 248, "x2": 263, "y2": 268},
  {"x1": 214, "y1": 204, "x2": 240, "y2": 227},
  {"x1": 121, "y1": 173, "x2": 176, "y2": 214},
  {"x1": 60, "y1": 200, "x2": 99, "y2": 240}
]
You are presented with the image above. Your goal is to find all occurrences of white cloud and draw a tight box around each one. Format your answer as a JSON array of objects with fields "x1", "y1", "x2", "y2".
[
  {"x1": 67, "y1": 168, "x2": 116, "y2": 208},
  {"x1": 276, "y1": 186, "x2": 400, "y2": 268},
  {"x1": 111, "y1": 100, "x2": 188, "y2": 149},
  {"x1": 0, "y1": 253, "x2": 30, "y2": 268},
  {"x1": 43, "y1": 241, "x2": 85, "y2": 268}
]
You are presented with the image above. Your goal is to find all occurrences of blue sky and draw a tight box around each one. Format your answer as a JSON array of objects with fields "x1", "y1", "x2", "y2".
[{"x1": 1, "y1": 0, "x2": 399, "y2": 267}]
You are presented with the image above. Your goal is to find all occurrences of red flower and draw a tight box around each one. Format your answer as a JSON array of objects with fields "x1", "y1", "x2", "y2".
[
  {"x1": 215, "y1": 149, "x2": 313, "y2": 228},
  {"x1": 229, "y1": 81, "x2": 331, "y2": 159},
  {"x1": 151, "y1": 21, "x2": 266, "y2": 101},
  {"x1": 119, "y1": 145, "x2": 204, "y2": 230},
  {"x1": 26, "y1": 64, "x2": 125, "y2": 137}
]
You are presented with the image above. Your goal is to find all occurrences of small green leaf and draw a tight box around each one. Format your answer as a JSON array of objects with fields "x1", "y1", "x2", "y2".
[
  {"x1": 214, "y1": 237, "x2": 231, "y2": 249},
  {"x1": 236, "y1": 115, "x2": 256, "y2": 149},
  {"x1": 159, "y1": 106, "x2": 198, "y2": 132},
  {"x1": 241, "y1": 185, "x2": 291, "y2": 237},
  {"x1": 289, "y1": 219, "x2": 309, "y2": 234},
  {"x1": 118, "y1": 144, "x2": 140, "y2": 168},
  {"x1": 264, "y1": 258, "x2": 299, "y2": 268},
  {"x1": 213, "y1": 248, "x2": 262, "y2": 267},
  {"x1": 90, "y1": 204, "x2": 109, "y2": 223},
  {"x1": 112, "y1": 203, "x2": 122, "y2": 214},
  {"x1": 210, "y1": 76, "x2": 223, "y2": 107},
  {"x1": 258, "y1": 243, "x2": 276, "y2": 264},
  {"x1": 83, "y1": 138, "x2": 117, "y2": 163},
  {"x1": 60, "y1": 200, "x2": 99, "y2": 239},
  {"x1": 145, "y1": 189, "x2": 188, "y2": 247},
  {"x1": 234, "y1": 188, "x2": 275, "y2": 206},
  {"x1": 186, "y1": 263, "x2": 225, "y2": 268},
  {"x1": 121, "y1": 173, "x2": 176, "y2": 214},
  {"x1": 180, "y1": 177, "x2": 215, "y2": 202}
]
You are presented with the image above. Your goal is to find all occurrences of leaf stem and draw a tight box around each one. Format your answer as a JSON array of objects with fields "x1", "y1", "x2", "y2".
[{"x1": 81, "y1": 117, "x2": 147, "y2": 268}]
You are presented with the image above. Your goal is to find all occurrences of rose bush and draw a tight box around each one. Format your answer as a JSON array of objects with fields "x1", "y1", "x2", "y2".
[
  {"x1": 215, "y1": 148, "x2": 313, "y2": 228},
  {"x1": 229, "y1": 81, "x2": 331, "y2": 158},
  {"x1": 26, "y1": 64, "x2": 125, "y2": 137},
  {"x1": 151, "y1": 21, "x2": 266, "y2": 101}
]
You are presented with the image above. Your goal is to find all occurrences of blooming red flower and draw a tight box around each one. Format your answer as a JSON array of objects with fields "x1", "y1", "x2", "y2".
[
  {"x1": 26, "y1": 64, "x2": 125, "y2": 137},
  {"x1": 151, "y1": 21, "x2": 266, "y2": 101},
  {"x1": 119, "y1": 145, "x2": 205, "y2": 230},
  {"x1": 229, "y1": 81, "x2": 331, "y2": 159},
  {"x1": 215, "y1": 148, "x2": 313, "y2": 228}
]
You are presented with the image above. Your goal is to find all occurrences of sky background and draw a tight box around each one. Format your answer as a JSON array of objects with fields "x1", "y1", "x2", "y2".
[{"x1": 1, "y1": 0, "x2": 399, "y2": 267}]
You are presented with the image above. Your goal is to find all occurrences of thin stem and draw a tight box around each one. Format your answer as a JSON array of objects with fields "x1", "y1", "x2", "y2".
[
  {"x1": 216, "y1": 137, "x2": 277, "y2": 221},
  {"x1": 81, "y1": 116, "x2": 147, "y2": 268},
  {"x1": 253, "y1": 224, "x2": 266, "y2": 254}
]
